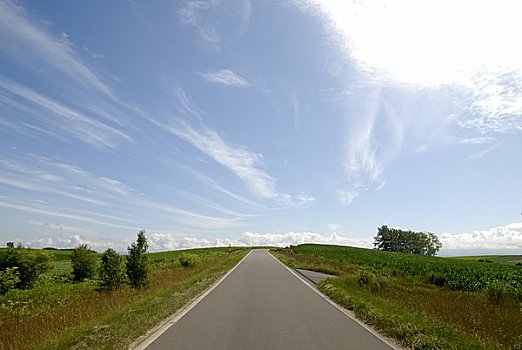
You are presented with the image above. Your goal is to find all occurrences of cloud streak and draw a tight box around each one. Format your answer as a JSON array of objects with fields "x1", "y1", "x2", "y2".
[
  {"x1": 198, "y1": 69, "x2": 249, "y2": 87},
  {"x1": 165, "y1": 120, "x2": 277, "y2": 198},
  {"x1": 0, "y1": 78, "x2": 132, "y2": 150},
  {"x1": 0, "y1": 0, "x2": 116, "y2": 100}
]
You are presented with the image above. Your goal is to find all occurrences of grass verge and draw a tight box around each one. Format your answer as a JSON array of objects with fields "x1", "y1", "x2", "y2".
[
  {"x1": 271, "y1": 248, "x2": 522, "y2": 350},
  {"x1": 0, "y1": 248, "x2": 248, "y2": 350}
]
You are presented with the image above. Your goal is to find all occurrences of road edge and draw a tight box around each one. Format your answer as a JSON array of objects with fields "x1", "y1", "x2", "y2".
[
  {"x1": 268, "y1": 250, "x2": 400, "y2": 350},
  {"x1": 130, "y1": 250, "x2": 253, "y2": 350}
]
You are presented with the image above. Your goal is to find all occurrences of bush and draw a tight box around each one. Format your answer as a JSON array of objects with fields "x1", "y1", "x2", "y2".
[
  {"x1": 486, "y1": 282, "x2": 517, "y2": 306},
  {"x1": 427, "y1": 272, "x2": 447, "y2": 287},
  {"x1": 126, "y1": 230, "x2": 149, "y2": 288},
  {"x1": 99, "y1": 248, "x2": 126, "y2": 291},
  {"x1": 179, "y1": 253, "x2": 199, "y2": 267},
  {"x1": 71, "y1": 244, "x2": 98, "y2": 282},
  {"x1": 0, "y1": 245, "x2": 54, "y2": 288},
  {"x1": 0, "y1": 267, "x2": 20, "y2": 294}
]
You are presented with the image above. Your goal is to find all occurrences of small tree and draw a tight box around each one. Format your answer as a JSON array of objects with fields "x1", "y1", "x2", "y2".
[
  {"x1": 0, "y1": 245, "x2": 54, "y2": 288},
  {"x1": 0, "y1": 267, "x2": 20, "y2": 295},
  {"x1": 71, "y1": 244, "x2": 98, "y2": 282},
  {"x1": 126, "y1": 230, "x2": 149, "y2": 288},
  {"x1": 99, "y1": 248, "x2": 126, "y2": 291}
]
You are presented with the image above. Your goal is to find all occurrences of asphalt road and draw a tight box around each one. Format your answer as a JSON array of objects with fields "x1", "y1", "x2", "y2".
[{"x1": 144, "y1": 249, "x2": 395, "y2": 350}]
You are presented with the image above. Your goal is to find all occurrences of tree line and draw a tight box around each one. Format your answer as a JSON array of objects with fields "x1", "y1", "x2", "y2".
[
  {"x1": 0, "y1": 230, "x2": 150, "y2": 295},
  {"x1": 373, "y1": 225, "x2": 441, "y2": 256}
]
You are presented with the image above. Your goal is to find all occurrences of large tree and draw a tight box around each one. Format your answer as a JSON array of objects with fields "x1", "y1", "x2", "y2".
[{"x1": 374, "y1": 225, "x2": 441, "y2": 256}]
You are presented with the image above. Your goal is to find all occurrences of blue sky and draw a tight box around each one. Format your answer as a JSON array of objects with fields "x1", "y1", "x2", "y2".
[{"x1": 1, "y1": 0, "x2": 521, "y2": 254}]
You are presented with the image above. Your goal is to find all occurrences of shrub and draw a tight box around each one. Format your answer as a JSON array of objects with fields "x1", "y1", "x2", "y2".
[
  {"x1": 126, "y1": 230, "x2": 149, "y2": 288},
  {"x1": 99, "y1": 248, "x2": 126, "y2": 291},
  {"x1": 486, "y1": 282, "x2": 517, "y2": 306},
  {"x1": 0, "y1": 267, "x2": 20, "y2": 294},
  {"x1": 71, "y1": 244, "x2": 98, "y2": 282},
  {"x1": 179, "y1": 253, "x2": 199, "y2": 267},
  {"x1": 427, "y1": 272, "x2": 447, "y2": 287},
  {"x1": 0, "y1": 245, "x2": 54, "y2": 288}
]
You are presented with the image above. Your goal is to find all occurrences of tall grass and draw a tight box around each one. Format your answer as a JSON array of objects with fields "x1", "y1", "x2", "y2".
[{"x1": 0, "y1": 248, "x2": 248, "y2": 349}]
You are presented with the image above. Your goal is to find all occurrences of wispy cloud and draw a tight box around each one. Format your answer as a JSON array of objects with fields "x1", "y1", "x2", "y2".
[
  {"x1": 198, "y1": 69, "x2": 249, "y2": 87},
  {"x1": 296, "y1": 0, "x2": 522, "y2": 136},
  {"x1": 0, "y1": 78, "x2": 132, "y2": 150},
  {"x1": 0, "y1": 199, "x2": 136, "y2": 230},
  {"x1": 178, "y1": 0, "x2": 252, "y2": 50},
  {"x1": 0, "y1": 0, "x2": 115, "y2": 100},
  {"x1": 179, "y1": 0, "x2": 222, "y2": 48},
  {"x1": 0, "y1": 155, "x2": 133, "y2": 207},
  {"x1": 147, "y1": 202, "x2": 244, "y2": 231},
  {"x1": 164, "y1": 120, "x2": 277, "y2": 198}
]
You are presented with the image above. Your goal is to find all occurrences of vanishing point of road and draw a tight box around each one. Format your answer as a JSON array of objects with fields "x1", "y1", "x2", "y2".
[{"x1": 142, "y1": 249, "x2": 396, "y2": 350}]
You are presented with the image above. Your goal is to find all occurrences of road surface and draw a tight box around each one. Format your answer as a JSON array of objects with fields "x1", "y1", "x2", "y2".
[{"x1": 144, "y1": 249, "x2": 395, "y2": 350}]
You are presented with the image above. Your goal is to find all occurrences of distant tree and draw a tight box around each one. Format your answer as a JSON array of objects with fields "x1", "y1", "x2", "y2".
[
  {"x1": 99, "y1": 248, "x2": 126, "y2": 291},
  {"x1": 374, "y1": 225, "x2": 441, "y2": 256},
  {"x1": 0, "y1": 267, "x2": 20, "y2": 295},
  {"x1": 71, "y1": 244, "x2": 98, "y2": 282},
  {"x1": 0, "y1": 245, "x2": 54, "y2": 288},
  {"x1": 126, "y1": 230, "x2": 149, "y2": 288},
  {"x1": 6, "y1": 242, "x2": 14, "y2": 249}
]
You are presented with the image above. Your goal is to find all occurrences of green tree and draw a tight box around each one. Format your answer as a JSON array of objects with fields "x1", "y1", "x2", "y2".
[
  {"x1": 99, "y1": 248, "x2": 126, "y2": 291},
  {"x1": 126, "y1": 230, "x2": 149, "y2": 288},
  {"x1": 0, "y1": 267, "x2": 20, "y2": 295},
  {"x1": 71, "y1": 244, "x2": 98, "y2": 282},
  {"x1": 0, "y1": 245, "x2": 54, "y2": 288},
  {"x1": 374, "y1": 225, "x2": 441, "y2": 256}
]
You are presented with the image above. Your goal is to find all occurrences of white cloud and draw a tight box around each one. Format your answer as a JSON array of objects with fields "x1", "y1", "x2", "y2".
[
  {"x1": 0, "y1": 78, "x2": 132, "y2": 150},
  {"x1": 440, "y1": 222, "x2": 522, "y2": 250},
  {"x1": 178, "y1": 0, "x2": 252, "y2": 50},
  {"x1": 0, "y1": 199, "x2": 136, "y2": 230},
  {"x1": 296, "y1": 0, "x2": 522, "y2": 134},
  {"x1": 147, "y1": 231, "x2": 372, "y2": 252},
  {"x1": 237, "y1": 231, "x2": 373, "y2": 248},
  {"x1": 198, "y1": 69, "x2": 249, "y2": 87},
  {"x1": 165, "y1": 121, "x2": 277, "y2": 198},
  {"x1": 277, "y1": 193, "x2": 316, "y2": 208},
  {"x1": 0, "y1": 0, "x2": 115, "y2": 99}
]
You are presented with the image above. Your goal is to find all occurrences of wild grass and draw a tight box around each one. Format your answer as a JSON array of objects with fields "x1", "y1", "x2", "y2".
[
  {"x1": 0, "y1": 247, "x2": 248, "y2": 350},
  {"x1": 272, "y1": 247, "x2": 522, "y2": 350}
]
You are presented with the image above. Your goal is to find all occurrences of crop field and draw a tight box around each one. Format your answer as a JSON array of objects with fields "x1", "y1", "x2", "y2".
[
  {"x1": 273, "y1": 244, "x2": 522, "y2": 349},
  {"x1": 0, "y1": 247, "x2": 249, "y2": 350},
  {"x1": 453, "y1": 255, "x2": 522, "y2": 266},
  {"x1": 290, "y1": 244, "x2": 522, "y2": 294}
]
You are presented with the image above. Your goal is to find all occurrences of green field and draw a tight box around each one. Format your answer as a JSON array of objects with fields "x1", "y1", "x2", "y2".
[
  {"x1": 273, "y1": 244, "x2": 522, "y2": 350},
  {"x1": 0, "y1": 246, "x2": 249, "y2": 349},
  {"x1": 453, "y1": 255, "x2": 522, "y2": 265}
]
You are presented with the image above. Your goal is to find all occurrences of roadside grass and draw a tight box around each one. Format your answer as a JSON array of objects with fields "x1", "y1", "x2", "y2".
[
  {"x1": 271, "y1": 248, "x2": 522, "y2": 350},
  {"x1": 0, "y1": 247, "x2": 248, "y2": 350}
]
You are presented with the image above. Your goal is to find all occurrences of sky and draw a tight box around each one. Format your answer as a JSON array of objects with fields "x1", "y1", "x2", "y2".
[{"x1": 0, "y1": 0, "x2": 521, "y2": 255}]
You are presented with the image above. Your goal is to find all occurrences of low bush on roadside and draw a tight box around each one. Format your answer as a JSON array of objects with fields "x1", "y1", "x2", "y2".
[
  {"x1": 71, "y1": 244, "x2": 98, "y2": 282},
  {"x1": 99, "y1": 248, "x2": 126, "y2": 291},
  {"x1": 179, "y1": 253, "x2": 199, "y2": 267},
  {"x1": 0, "y1": 267, "x2": 20, "y2": 295}
]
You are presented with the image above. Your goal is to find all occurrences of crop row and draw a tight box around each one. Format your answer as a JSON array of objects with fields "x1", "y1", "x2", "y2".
[{"x1": 290, "y1": 244, "x2": 522, "y2": 293}]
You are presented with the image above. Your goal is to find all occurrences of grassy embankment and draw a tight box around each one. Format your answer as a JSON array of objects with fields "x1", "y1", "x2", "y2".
[
  {"x1": 0, "y1": 247, "x2": 249, "y2": 349},
  {"x1": 272, "y1": 244, "x2": 522, "y2": 350}
]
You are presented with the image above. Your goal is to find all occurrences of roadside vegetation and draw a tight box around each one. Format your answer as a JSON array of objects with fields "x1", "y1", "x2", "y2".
[
  {"x1": 0, "y1": 232, "x2": 249, "y2": 349},
  {"x1": 272, "y1": 243, "x2": 522, "y2": 349}
]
